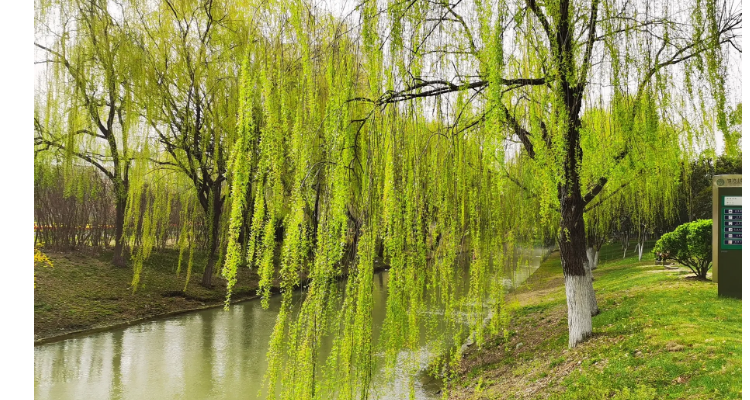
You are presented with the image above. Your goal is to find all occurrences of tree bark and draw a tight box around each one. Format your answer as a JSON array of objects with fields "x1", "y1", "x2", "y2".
[
  {"x1": 593, "y1": 250, "x2": 599, "y2": 270},
  {"x1": 201, "y1": 184, "x2": 223, "y2": 288},
  {"x1": 585, "y1": 255, "x2": 599, "y2": 316},
  {"x1": 559, "y1": 192, "x2": 595, "y2": 347},
  {"x1": 586, "y1": 247, "x2": 595, "y2": 273},
  {"x1": 111, "y1": 175, "x2": 130, "y2": 268},
  {"x1": 586, "y1": 230, "x2": 602, "y2": 271},
  {"x1": 637, "y1": 229, "x2": 647, "y2": 261},
  {"x1": 564, "y1": 274, "x2": 593, "y2": 347},
  {"x1": 112, "y1": 184, "x2": 128, "y2": 268},
  {"x1": 621, "y1": 229, "x2": 630, "y2": 258}
]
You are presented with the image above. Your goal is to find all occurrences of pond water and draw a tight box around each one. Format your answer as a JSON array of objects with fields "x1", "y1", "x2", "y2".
[{"x1": 34, "y1": 247, "x2": 550, "y2": 400}]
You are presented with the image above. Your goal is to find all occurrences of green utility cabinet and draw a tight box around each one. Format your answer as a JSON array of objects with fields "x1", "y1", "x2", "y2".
[{"x1": 713, "y1": 175, "x2": 742, "y2": 299}]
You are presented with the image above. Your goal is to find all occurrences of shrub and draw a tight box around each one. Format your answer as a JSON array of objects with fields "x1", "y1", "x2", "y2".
[
  {"x1": 34, "y1": 246, "x2": 53, "y2": 288},
  {"x1": 653, "y1": 219, "x2": 712, "y2": 279}
]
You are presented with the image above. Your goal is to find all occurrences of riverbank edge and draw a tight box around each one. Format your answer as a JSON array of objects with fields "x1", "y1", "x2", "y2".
[
  {"x1": 34, "y1": 247, "x2": 549, "y2": 345},
  {"x1": 460, "y1": 246, "x2": 555, "y2": 352},
  {"x1": 444, "y1": 247, "x2": 741, "y2": 399},
  {"x1": 34, "y1": 292, "x2": 259, "y2": 346},
  {"x1": 34, "y1": 263, "x2": 390, "y2": 346},
  {"x1": 419, "y1": 247, "x2": 556, "y2": 386}
]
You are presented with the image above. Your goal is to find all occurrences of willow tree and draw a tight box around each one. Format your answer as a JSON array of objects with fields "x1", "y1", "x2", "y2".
[
  {"x1": 34, "y1": 0, "x2": 144, "y2": 267},
  {"x1": 220, "y1": 1, "x2": 523, "y2": 398},
  {"x1": 365, "y1": 0, "x2": 741, "y2": 347},
  {"x1": 132, "y1": 0, "x2": 249, "y2": 287}
]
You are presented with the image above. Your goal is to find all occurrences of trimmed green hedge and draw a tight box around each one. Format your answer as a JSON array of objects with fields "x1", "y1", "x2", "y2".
[{"x1": 653, "y1": 219, "x2": 712, "y2": 279}]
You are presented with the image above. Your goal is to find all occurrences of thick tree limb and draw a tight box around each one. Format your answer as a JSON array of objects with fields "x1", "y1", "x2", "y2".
[
  {"x1": 351, "y1": 76, "x2": 546, "y2": 105},
  {"x1": 584, "y1": 169, "x2": 644, "y2": 213},
  {"x1": 498, "y1": 102, "x2": 536, "y2": 159},
  {"x1": 582, "y1": 148, "x2": 629, "y2": 205}
]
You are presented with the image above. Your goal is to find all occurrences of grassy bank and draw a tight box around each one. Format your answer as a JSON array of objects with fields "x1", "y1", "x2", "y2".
[
  {"x1": 34, "y1": 248, "x2": 260, "y2": 343},
  {"x1": 448, "y1": 245, "x2": 741, "y2": 399}
]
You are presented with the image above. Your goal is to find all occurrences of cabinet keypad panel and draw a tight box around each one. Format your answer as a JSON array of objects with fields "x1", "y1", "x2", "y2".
[{"x1": 721, "y1": 196, "x2": 742, "y2": 250}]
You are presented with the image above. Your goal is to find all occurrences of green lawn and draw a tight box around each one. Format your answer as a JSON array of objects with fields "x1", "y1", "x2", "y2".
[{"x1": 449, "y1": 244, "x2": 741, "y2": 400}]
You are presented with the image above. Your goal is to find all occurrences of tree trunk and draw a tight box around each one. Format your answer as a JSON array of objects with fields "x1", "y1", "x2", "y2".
[
  {"x1": 202, "y1": 185, "x2": 223, "y2": 288},
  {"x1": 559, "y1": 193, "x2": 595, "y2": 347},
  {"x1": 637, "y1": 230, "x2": 647, "y2": 261},
  {"x1": 112, "y1": 194, "x2": 128, "y2": 268},
  {"x1": 593, "y1": 250, "x2": 599, "y2": 270},
  {"x1": 622, "y1": 229, "x2": 630, "y2": 258},
  {"x1": 564, "y1": 274, "x2": 593, "y2": 347},
  {"x1": 585, "y1": 256, "x2": 599, "y2": 316}
]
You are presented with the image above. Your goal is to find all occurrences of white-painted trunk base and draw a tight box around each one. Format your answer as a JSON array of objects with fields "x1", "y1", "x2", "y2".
[
  {"x1": 593, "y1": 251, "x2": 599, "y2": 270},
  {"x1": 585, "y1": 259, "x2": 599, "y2": 316},
  {"x1": 565, "y1": 275, "x2": 593, "y2": 348}
]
